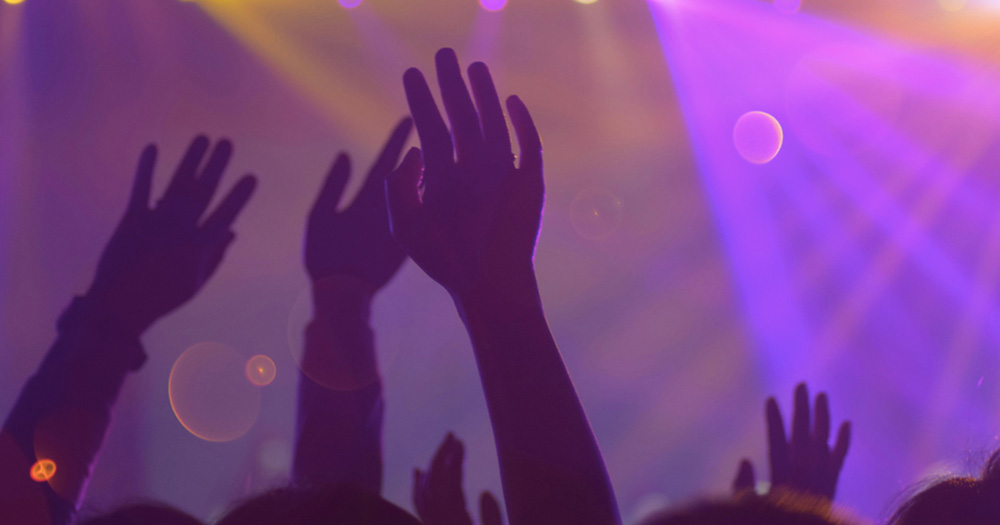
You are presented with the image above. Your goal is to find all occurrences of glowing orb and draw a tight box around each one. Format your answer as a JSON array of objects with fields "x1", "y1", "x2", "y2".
[
  {"x1": 733, "y1": 111, "x2": 784, "y2": 164},
  {"x1": 774, "y1": 0, "x2": 801, "y2": 14},
  {"x1": 338, "y1": 0, "x2": 362, "y2": 7},
  {"x1": 30, "y1": 460, "x2": 56, "y2": 482},
  {"x1": 245, "y1": 355, "x2": 277, "y2": 386},
  {"x1": 3, "y1": 0, "x2": 25, "y2": 4},
  {"x1": 169, "y1": 343, "x2": 261, "y2": 442},
  {"x1": 575, "y1": 0, "x2": 599, "y2": 3},
  {"x1": 570, "y1": 187, "x2": 624, "y2": 240},
  {"x1": 480, "y1": 0, "x2": 506, "y2": 11}
]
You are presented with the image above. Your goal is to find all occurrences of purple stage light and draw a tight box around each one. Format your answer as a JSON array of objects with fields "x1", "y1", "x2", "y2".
[
  {"x1": 339, "y1": 0, "x2": 362, "y2": 8},
  {"x1": 480, "y1": 0, "x2": 507, "y2": 12},
  {"x1": 774, "y1": 0, "x2": 801, "y2": 14}
]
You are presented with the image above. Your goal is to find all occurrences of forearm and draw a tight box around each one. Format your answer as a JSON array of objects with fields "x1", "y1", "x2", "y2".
[
  {"x1": 454, "y1": 272, "x2": 620, "y2": 525},
  {"x1": 293, "y1": 277, "x2": 384, "y2": 493},
  {"x1": 1, "y1": 296, "x2": 144, "y2": 525}
]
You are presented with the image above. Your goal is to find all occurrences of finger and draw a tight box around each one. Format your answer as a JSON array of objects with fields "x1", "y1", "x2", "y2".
[
  {"x1": 831, "y1": 421, "x2": 851, "y2": 474},
  {"x1": 468, "y1": 62, "x2": 512, "y2": 161},
  {"x1": 311, "y1": 154, "x2": 351, "y2": 217},
  {"x1": 413, "y1": 468, "x2": 426, "y2": 516},
  {"x1": 404, "y1": 67, "x2": 453, "y2": 176},
  {"x1": 127, "y1": 145, "x2": 157, "y2": 214},
  {"x1": 358, "y1": 118, "x2": 413, "y2": 204},
  {"x1": 386, "y1": 147, "x2": 424, "y2": 241},
  {"x1": 766, "y1": 397, "x2": 789, "y2": 480},
  {"x1": 431, "y1": 432, "x2": 456, "y2": 479},
  {"x1": 814, "y1": 392, "x2": 831, "y2": 447},
  {"x1": 732, "y1": 459, "x2": 756, "y2": 493},
  {"x1": 791, "y1": 383, "x2": 810, "y2": 449},
  {"x1": 447, "y1": 435, "x2": 466, "y2": 481},
  {"x1": 161, "y1": 135, "x2": 210, "y2": 202},
  {"x1": 480, "y1": 492, "x2": 503, "y2": 525},
  {"x1": 435, "y1": 48, "x2": 482, "y2": 164},
  {"x1": 200, "y1": 175, "x2": 257, "y2": 237},
  {"x1": 195, "y1": 139, "x2": 233, "y2": 203},
  {"x1": 506, "y1": 95, "x2": 542, "y2": 176}
]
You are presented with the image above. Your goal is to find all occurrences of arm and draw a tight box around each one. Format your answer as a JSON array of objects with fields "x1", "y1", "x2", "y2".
[
  {"x1": 386, "y1": 48, "x2": 620, "y2": 525},
  {"x1": 292, "y1": 119, "x2": 412, "y2": 493},
  {"x1": 0, "y1": 137, "x2": 256, "y2": 524},
  {"x1": 732, "y1": 383, "x2": 852, "y2": 503}
]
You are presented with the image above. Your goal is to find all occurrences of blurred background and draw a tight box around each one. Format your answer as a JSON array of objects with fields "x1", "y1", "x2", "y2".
[{"x1": 4, "y1": 0, "x2": 1000, "y2": 521}]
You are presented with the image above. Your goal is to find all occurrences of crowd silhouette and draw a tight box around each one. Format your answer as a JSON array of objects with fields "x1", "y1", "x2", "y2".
[{"x1": 0, "y1": 47, "x2": 995, "y2": 525}]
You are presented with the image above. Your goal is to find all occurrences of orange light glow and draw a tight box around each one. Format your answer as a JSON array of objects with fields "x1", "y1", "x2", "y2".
[
  {"x1": 30, "y1": 459, "x2": 56, "y2": 482},
  {"x1": 245, "y1": 355, "x2": 277, "y2": 386}
]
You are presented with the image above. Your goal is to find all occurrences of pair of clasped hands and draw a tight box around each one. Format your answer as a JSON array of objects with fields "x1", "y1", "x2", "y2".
[{"x1": 88, "y1": 48, "x2": 542, "y2": 338}]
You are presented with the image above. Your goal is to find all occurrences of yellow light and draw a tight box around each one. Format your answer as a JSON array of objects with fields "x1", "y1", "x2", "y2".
[
  {"x1": 30, "y1": 459, "x2": 56, "y2": 482},
  {"x1": 575, "y1": 0, "x2": 599, "y2": 4},
  {"x1": 4, "y1": 0, "x2": 26, "y2": 4}
]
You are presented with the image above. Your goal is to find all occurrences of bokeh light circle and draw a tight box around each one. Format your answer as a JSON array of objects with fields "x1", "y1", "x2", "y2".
[
  {"x1": 570, "y1": 187, "x2": 624, "y2": 240},
  {"x1": 245, "y1": 355, "x2": 277, "y2": 386},
  {"x1": 169, "y1": 342, "x2": 261, "y2": 442},
  {"x1": 29, "y1": 459, "x2": 56, "y2": 482},
  {"x1": 3, "y1": 0, "x2": 26, "y2": 5},
  {"x1": 575, "y1": 0, "x2": 599, "y2": 4},
  {"x1": 480, "y1": 0, "x2": 506, "y2": 11},
  {"x1": 733, "y1": 111, "x2": 784, "y2": 164},
  {"x1": 774, "y1": 0, "x2": 801, "y2": 14},
  {"x1": 338, "y1": 0, "x2": 362, "y2": 8}
]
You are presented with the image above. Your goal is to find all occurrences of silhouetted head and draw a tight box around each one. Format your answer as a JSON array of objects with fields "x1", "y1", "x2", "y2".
[
  {"x1": 216, "y1": 483, "x2": 421, "y2": 525},
  {"x1": 889, "y1": 449, "x2": 1000, "y2": 525},
  {"x1": 77, "y1": 502, "x2": 203, "y2": 525},
  {"x1": 640, "y1": 491, "x2": 852, "y2": 525}
]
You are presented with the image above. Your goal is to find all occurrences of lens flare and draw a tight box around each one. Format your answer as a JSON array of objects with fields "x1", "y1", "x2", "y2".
[
  {"x1": 480, "y1": 0, "x2": 506, "y2": 11},
  {"x1": 169, "y1": 342, "x2": 261, "y2": 442},
  {"x1": 3, "y1": 0, "x2": 25, "y2": 4},
  {"x1": 30, "y1": 459, "x2": 56, "y2": 482},
  {"x1": 339, "y1": 0, "x2": 362, "y2": 8},
  {"x1": 733, "y1": 111, "x2": 783, "y2": 164},
  {"x1": 245, "y1": 355, "x2": 277, "y2": 386},
  {"x1": 571, "y1": 187, "x2": 624, "y2": 240}
]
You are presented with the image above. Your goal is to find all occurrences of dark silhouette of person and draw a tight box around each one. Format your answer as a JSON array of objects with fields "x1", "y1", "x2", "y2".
[
  {"x1": 385, "y1": 47, "x2": 621, "y2": 525},
  {"x1": 0, "y1": 137, "x2": 256, "y2": 525},
  {"x1": 888, "y1": 448, "x2": 1000, "y2": 525}
]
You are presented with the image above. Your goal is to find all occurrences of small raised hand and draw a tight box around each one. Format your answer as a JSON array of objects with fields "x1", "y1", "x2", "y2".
[
  {"x1": 87, "y1": 137, "x2": 257, "y2": 335},
  {"x1": 386, "y1": 48, "x2": 543, "y2": 301},
  {"x1": 305, "y1": 118, "x2": 413, "y2": 290},
  {"x1": 733, "y1": 383, "x2": 852, "y2": 501},
  {"x1": 414, "y1": 433, "x2": 503, "y2": 525}
]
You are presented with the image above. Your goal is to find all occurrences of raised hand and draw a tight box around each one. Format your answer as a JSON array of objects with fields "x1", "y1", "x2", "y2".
[
  {"x1": 733, "y1": 383, "x2": 852, "y2": 501},
  {"x1": 414, "y1": 433, "x2": 503, "y2": 525},
  {"x1": 87, "y1": 137, "x2": 256, "y2": 336},
  {"x1": 386, "y1": 48, "x2": 543, "y2": 301},
  {"x1": 305, "y1": 118, "x2": 413, "y2": 289}
]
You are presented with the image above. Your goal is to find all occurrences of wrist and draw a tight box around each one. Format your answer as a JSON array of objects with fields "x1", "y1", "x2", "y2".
[
  {"x1": 311, "y1": 275, "x2": 375, "y2": 320},
  {"x1": 80, "y1": 287, "x2": 154, "y2": 338}
]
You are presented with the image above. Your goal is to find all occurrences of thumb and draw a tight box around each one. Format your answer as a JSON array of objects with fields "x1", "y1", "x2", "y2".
[
  {"x1": 385, "y1": 147, "x2": 424, "y2": 241},
  {"x1": 733, "y1": 459, "x2": 756, "y2": 494},
  {"x1": 479, "y1": 491, "x2": 503, "y2": 525}
]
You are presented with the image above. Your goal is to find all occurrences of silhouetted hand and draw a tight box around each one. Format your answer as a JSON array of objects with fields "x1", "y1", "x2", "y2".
[
  {"x1": 733, "y1": 383, "x2": 851, "y2": 501},
  {"x1": 386, "y1": 48, "x2": 543, "y2": 301},
  {"x1": 414, "y1": 433, "x2": 503, "y2": 525},
  {"x1": 87, "y1": 137, "x2": 257, "y2": 335},
  {"x1": 305, "y1": 119, "x2": 413, "y2": 289}
]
